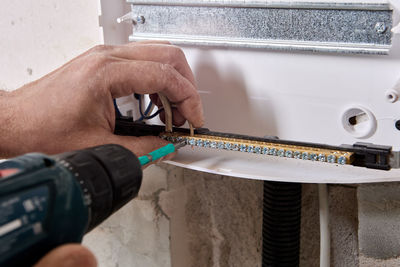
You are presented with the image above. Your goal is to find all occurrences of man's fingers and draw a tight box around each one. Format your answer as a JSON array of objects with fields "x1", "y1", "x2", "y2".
[
  {"x1": 128, "y1": 40, "x2": 172, "y2": 45},
  {"x1": 106, "y1": 134, "x2": 170, "y2": 157},
  {"x1": 105, "y1": 134, "x2": 176, "y2": 164},
  {"x1": 34, "y1": 244, "x2": 97, "y2": 267},
  {"x1": 149, "y1": 94, "x2": 186, "y2": 126},
  {"x1": 105, "y1": 44, "x2": 196, "y2": 87},
  {"x1": 90, "y1": 43, "x2": 195, "y2": 87},
  {"x1": 106, "y1": 60, "x2": 204, "y2": 127},
  {"x1": 159, "y1": 108, "x2": 187, "y2": 127}
]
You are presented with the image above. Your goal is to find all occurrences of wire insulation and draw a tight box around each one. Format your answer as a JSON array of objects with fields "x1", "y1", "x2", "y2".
[
  {"x1": 113, "y1": 99, "x2": 122, "y2": 117},
  {"x1": 158, "y1": 93, "x2": 173, "y2": 132},
  {"x1": 137, "y1": 94, "x2": 164, "y2": 121},
  {"x1": 319, "y1": 183, "x2": 331, "y2": 267}
]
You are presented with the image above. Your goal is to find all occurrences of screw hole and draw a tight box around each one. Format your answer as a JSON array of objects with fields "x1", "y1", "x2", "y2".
[
  {"x1": 385, "y1": 91, "x2": 398, "y2": 103},
  {"x1": 342, "y1": 107, "x2": 376, "y2": 138},
  {"x1": 396, "y1": 120, "x2": 400, "y2": 131},
  {"x1": 348, "y1": 116, "x2": 357, "y2": 126}
]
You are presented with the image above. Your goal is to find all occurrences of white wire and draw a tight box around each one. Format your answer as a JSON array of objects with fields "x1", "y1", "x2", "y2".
[{"x1": 319, "y1": 183, "x2": 330, "y2": 267}]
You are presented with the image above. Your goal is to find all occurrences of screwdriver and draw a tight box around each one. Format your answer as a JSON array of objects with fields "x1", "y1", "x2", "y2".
[{"x1": 138, "y1": 141, "x2": 186, "y2": 166}]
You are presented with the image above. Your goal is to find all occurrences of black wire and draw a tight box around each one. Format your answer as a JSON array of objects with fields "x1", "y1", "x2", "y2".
[
  {"x1": 143, "y1": 108, "x2": 164, "y2": 120},
  {"x1": 138, "y1": 94, "x2": 164, "y2": 121}
]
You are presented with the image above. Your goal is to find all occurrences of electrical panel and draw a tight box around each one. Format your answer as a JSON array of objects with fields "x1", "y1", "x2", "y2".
[{"x1": 101, "y1": 0, "x2": 400, "y2": 183}]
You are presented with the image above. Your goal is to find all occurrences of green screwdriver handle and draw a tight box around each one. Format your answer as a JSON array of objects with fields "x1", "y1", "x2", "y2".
[{"x1": 139, "y1": 143, "x2": 176, "y2": 166}]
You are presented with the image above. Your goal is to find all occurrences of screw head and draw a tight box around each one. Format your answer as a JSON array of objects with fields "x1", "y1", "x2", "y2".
[
  {"x1": 224, "y1": 143, "x2": 232, "y2": 150},
  {"x1": 338, "y1": 156, "x2": 347, "y2": 165},
  {"x1": 210, "y1": 141, "x2": 217, "y2": 148},
  {"x1": 136, "y1": 15, "x2": 145, "y2": 24},
  {"x1": 327, "y1": 155, "x2": 336, "y2": 163},
  {"x1": 239, "y1": 144, "x2": 247, "y2": 152},
  {"x1": 217, "y1": 142, "x2": 224, "y2": 149},
  {"x1": 302, "y1": 152, "x2": 309, "y2": 160},
  {"x1": 375, "y1": 22, "x2": 387, "y2": 34},
  {"x1": 285, "y1": 150, "x2": 293, "y2": 158},
  {"x1": 203, "y1": 140, "x2": 210, "y2": 148}
]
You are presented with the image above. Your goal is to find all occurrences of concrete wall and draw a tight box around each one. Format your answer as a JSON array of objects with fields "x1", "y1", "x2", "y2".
[
  {"x1": 83, "y1": 166, "x2": 172, "y2": 267},
  {"x1": 300, "y1": 184, "x2": 359, "y2": 267},
  {"x1": 0, "y1": 0, "x2": 100, "y2": 91},
  {"x1": 358, "y1": 183, "x2": 400, "y2": 266},
  {"x1": 161, "y1": 165, "x2": 263, "y2": 267}
]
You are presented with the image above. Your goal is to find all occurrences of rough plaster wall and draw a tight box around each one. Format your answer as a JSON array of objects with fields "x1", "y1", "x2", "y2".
[
  {"x1": 300, "y1": 184, "x2": 359, "y2": 267},
  {"x1": 84, "y1": 163, "x2": 264, "y2": 267},
  {"x1": 300, "y1": 184, "x2": 320, "y2": 267},
  {"x1": 358, "y1": 183, "x2": 400, "y2": 267},
  {"x1": 159, "y1": 165, "x2": 263, "y2": 267},
  {"x1": 0, "y1": 0, "x2": 100, "y2": 90},
  {"x1": 329, "y1": 185, "x2": 359, "y2": 267},
  {"x1": 83, "y1": 166, "x2": 171, "y2": 267}
]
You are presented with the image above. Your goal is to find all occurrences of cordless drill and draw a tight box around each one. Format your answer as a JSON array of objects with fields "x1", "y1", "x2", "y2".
[{"x1": 0, "y1": 143, "x2": 181, "y2": 267}]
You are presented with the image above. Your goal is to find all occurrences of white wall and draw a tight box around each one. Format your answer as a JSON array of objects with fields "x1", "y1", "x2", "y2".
[{"x1": 0, "y1": 0, "x2": 100, "y2": 90}]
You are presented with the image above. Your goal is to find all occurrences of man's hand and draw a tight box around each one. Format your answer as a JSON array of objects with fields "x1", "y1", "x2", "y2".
[
  {"x1": 0, "y1": 42, "x2": 204, "y2": 158},
  {"x1": 34, "y1": 244, "x2": 97, "y2": 267}
]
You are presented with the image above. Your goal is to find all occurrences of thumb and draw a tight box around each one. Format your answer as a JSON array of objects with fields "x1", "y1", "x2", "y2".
[
  {"x1": 34, "y1": 244, "x2": 97, "y2": 267},
  {"x1": 106, "y1": 134, "x2": 176, "y2": 161}
]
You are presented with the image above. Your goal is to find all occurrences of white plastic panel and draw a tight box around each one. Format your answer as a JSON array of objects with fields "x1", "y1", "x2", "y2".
[
  {"x1": 102, "y1": 0, "x2": 400, "y2": 183},
  {"x1": 166, "y1": 147, "x2": 400, "y2": 183},
  {"x1": 181, "y1": 43, "x2": 400, "y2": 149}
]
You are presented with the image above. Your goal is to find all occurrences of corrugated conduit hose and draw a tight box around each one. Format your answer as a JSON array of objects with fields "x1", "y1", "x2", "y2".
[{"x1": 262, "y1": 181, "x2": 302, "y2": 267}]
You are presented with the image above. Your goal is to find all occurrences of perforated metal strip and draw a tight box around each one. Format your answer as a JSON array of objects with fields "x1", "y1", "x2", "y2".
[{"x1": 127, "y1": 1, "x2": 393, "y2": 54}]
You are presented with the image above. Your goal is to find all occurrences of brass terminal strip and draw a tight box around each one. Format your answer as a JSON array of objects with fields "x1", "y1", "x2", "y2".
[{"x1": 160, "y1": 132, "x2": 354, "y2": 165}]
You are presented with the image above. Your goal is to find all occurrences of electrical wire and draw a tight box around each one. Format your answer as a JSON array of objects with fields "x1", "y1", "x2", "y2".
[
  {"x1": 138, "y1": 95, "x2": 153, "y2": 118},
  {"x1": 137, "y1": 94, "x2": 164, "y2": 121},
  {"x1": 115, "y1": 94, "x2": 191, "y2": 135},
  {"x1": 113, "y1": 99, "x2": 122, "y2": 117},
  {"x1": 319, "y1": 183, "x2": 331, "y2": 267},
  {"x1": 113, "y1": 95, "x2": 163, "y2": 121}
]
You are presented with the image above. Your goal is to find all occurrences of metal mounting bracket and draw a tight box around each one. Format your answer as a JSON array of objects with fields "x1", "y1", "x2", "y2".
[{"x1": 126, "y1": 0, "x2": 393, "y2": 54}]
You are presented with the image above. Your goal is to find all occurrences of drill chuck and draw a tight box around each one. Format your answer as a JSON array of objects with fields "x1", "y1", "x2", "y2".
[{"x1": 55, "y1": 145, "x2": 143, "y2": 231}]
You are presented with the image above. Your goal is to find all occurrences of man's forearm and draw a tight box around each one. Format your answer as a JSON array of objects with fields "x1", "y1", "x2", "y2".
[{"x1": 0, "y1": 90, "x2": 18, "y2": 157}]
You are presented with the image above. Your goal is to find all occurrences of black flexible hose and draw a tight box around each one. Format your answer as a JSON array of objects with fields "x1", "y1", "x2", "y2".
[{"x1": 262, "y1": 181, "x2": 302, "y2": 267}]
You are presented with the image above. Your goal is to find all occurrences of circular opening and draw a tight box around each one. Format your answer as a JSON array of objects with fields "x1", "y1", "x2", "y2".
[
  {"x1": 348, "y1": 116, "x2": 357, "y2": 126},
  {"x1": 385, "y1": 90, "x2": 398, "y2": 103},
  {"x1": 396, "y1": 120, "x2": 400, "y2": 131},
  {"x1": 341, "y1": 107, "x2": 376, "y2": 139}
]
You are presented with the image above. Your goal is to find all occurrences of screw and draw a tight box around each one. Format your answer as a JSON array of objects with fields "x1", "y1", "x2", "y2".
[
  {"x1": 395, "y1": 120, "x2": 400, "y2": 131},
  {"x1": 338, "y1": 156, "x2": 347, "y2": 165},
  {"x1": 375, "y1": 22, "x2": 387, "y2": 34},
  {"x1": 136, "y1": 15, "x2": 145, "y2": 24}
]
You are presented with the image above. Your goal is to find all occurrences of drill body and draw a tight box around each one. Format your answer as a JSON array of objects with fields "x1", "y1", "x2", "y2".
[{"x1": 0, "y1": 145, "x2": 143, "y2": 266}]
